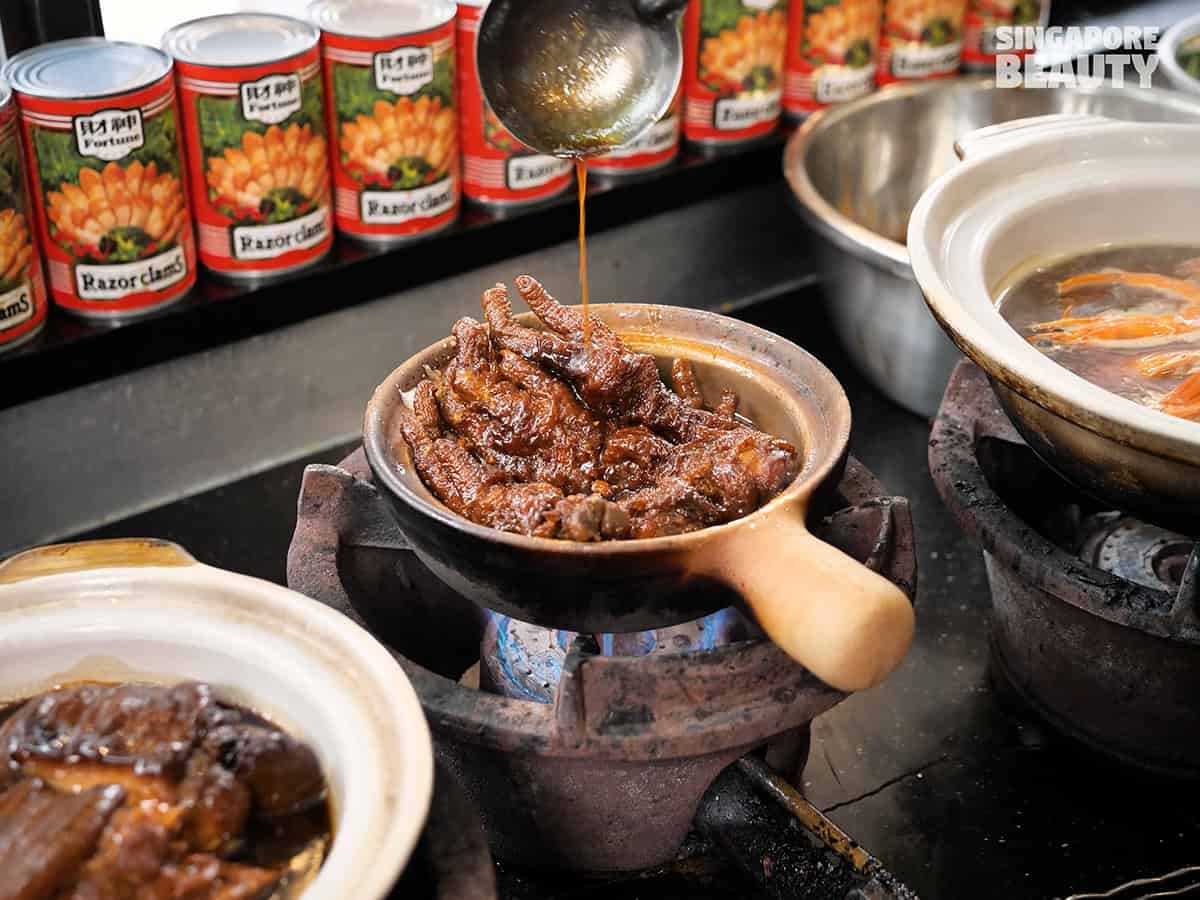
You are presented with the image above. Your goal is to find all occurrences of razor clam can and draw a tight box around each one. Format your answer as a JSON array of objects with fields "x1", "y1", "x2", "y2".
[
  {"x1": 165, "y1": 14, "x2": 332, "y2": 280},
  {"x1": 310, "y1": 0, "x2": 459, "y2": 244},
  {"x1": 682, "y1": 0, "x2": 789, "y2": 148},
  {"x1": 876, "y1": 0, "x2": 968, "y2": 84},
  {"x1": 4, "y1": 39, "x2": 196, "y2": 320},
  {"x1": 961, "y1": 0, "x2": 1049, "y2": 70},
  {"x1": 589, "y1": 87, "x2": 681, "y2": 180},
  {"x1": 783, "y1": 0, "x2": 882, "y2": 118},
  {"x1": 0, "y1": 81, "x2": 48, "y2": 352},
  {"x1": 456, "y1": 0, "x2": 572, "y2": 209}
]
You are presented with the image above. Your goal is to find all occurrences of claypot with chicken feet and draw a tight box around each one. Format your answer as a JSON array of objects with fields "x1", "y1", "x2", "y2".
[
  {"x1": 364, "y1": 279, "x2": 915, "y2": 693},
  {"x1": 46, "y1": 161, "x2": 186, "y2": 263}
]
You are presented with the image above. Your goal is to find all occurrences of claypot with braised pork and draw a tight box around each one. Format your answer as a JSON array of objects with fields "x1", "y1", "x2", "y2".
[{"x1": 0, "y1": 537, "x2": 434, "y2": 900}]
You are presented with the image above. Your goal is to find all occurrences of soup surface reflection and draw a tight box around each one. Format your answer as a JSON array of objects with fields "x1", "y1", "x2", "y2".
[{"x1": 999, "y1": 244, "x2": 1200, "y2": 422}]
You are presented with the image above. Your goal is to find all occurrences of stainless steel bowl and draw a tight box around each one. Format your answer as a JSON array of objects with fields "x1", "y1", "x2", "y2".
[{"x1": 783, "y1": 77, "x2": 1200, "y2": 418}]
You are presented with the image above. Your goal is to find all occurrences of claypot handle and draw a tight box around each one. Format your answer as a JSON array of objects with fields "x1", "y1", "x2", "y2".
[
  {"x1": 0, "y1": 538, "x2": 195, "y2": 585},
  {"x1": 702, "y1": 511, "x2": 914, "y2": 693}
]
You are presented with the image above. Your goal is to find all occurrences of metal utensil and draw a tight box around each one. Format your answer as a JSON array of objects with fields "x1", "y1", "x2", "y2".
[{"x1": 476, "y1": 0, "x2": 686, "y2": 157}]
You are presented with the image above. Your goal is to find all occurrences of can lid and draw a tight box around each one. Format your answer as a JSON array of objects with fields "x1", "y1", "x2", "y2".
[
  {"x1": 308, "y1": 0, "x2": 456, "y2": 37},
  {"x1": 163, "y1": 13, "x2": 319, "y2": 67},
  {"x1": 4, "y1": 38, "x2": 172, "y2": 100},
  {"x1": 0, "y1": 79, "x2": 11, "y2": 109}
]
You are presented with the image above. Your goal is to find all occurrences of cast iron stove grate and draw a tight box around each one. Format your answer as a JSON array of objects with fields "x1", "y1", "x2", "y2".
[
  {"x1": 287, "y1": 449, "x2": 919, "y2": 899},
  {"x1": 930, "y1": 361, "x2": 1200, "y2": 778}
]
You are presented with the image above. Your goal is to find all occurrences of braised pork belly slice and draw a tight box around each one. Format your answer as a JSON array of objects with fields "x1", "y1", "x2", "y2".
[
  {"x1": 0, "y1": 683, "x2": 330, "y2": 900},
  {"x1": 0, "y1": 683, "x2": 213, "y2": 779},
  {"x1": 0, "y1": 779, "x2": 124, "y2": 900}
]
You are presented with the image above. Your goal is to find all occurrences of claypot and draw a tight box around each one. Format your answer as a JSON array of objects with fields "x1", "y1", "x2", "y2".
[
  {"x1": 363, "y1": 303, "x2": 914, "y2": 693},
  {"x1": 908, "y1": 115, "x2": 1200, "y2": 535},
  {"x1": 0, "y1": 537, "x2": 434, "y2": 900}
]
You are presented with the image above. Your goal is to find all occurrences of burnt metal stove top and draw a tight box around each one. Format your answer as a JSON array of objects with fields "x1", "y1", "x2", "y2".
[
  {"x1": 286, "y1": 447, "x2": 919, "y2": 897},
  {"x1": 930, "y1": 361, "x2": 1200, "y2": 776}
]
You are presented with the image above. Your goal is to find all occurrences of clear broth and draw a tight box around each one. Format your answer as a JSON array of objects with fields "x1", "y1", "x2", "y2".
[{"x1": 998, "y1": 244, "x2": 1200, "y2": 417}]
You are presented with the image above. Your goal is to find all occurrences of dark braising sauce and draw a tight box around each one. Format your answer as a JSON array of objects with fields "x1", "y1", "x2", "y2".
[
  {"x1": 999, "y1": 244, "x2": 1200, "y2": 422},
  {"x1": 0, "y1": 681, "x2": 333, "y2": 900},
  {"x1": 576, "y1": 158, "x2": 591, "y2": 344}
]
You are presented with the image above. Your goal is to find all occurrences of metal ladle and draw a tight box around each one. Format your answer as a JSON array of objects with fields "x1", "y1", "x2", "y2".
[{"x1": 476, "y1": 0, "x2": 689, "y2": 158}]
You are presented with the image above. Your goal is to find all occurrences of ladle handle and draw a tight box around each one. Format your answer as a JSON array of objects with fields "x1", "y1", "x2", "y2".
[
  {"x1": 635, "y1": 0, "x2": 689, "y2": 20},
  {"x1": 705, "y1": 514, "x2": 914, "y2": 693}
]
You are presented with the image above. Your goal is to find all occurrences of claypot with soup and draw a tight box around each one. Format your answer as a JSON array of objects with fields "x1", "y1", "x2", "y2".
[{"x1": 908, "y1": 114, "x2": 1200, "y2": 535}]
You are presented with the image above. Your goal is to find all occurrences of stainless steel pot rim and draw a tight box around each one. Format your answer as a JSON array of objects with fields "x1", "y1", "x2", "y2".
[
  {"x1": 908, "y1": 119, "x2": 1200, "y2": 466},
  {"x1": 364, "y1": 303, "x2": 852, "y2": 556},
  {"x1": 1160, "y1": 13, "x2": 1200, "y2": 96},
  {"x1": 783, "y1": 81, "x2": 927, "y2": 279}
]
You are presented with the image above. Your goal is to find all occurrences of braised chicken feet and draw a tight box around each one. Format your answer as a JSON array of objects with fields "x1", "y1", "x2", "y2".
[{"x1": 397, "y1": 277, "x2": 799, "y2": 541}]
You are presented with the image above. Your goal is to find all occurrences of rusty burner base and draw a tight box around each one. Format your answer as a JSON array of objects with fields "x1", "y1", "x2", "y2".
[
  {"x1": 931, "y1": 362, "x2": 1200, "y2": 778},
  {"x1": 287, "y1": 449, "x2": 915, "y2": 873}
]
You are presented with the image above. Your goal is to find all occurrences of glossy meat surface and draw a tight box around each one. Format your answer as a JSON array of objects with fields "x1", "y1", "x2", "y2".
[
  {"x1": 0, "y1": 684, "x2": 329, "y2": 900},
  {"x1": 398, "y1": 276, "x2": 799, "y2": 540}
]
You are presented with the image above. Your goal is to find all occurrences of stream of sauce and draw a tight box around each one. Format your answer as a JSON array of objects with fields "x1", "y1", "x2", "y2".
[{"x1": 576, "y1": 158, "x2": 590, "y2": 343}]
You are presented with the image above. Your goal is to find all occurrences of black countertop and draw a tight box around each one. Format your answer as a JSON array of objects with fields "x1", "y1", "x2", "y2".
[{"x1": 76, "y1": 285, "x2": 1200, "y2": 900}]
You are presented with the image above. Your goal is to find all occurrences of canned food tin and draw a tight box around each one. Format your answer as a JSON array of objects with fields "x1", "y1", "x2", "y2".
[
  {"x1": 310, "y1": 0, "x2": 459, "y2": 245},
  {"x1": 783, "y1": 0, "x2": 882, "y2": 119},
  {"x1": 590, "y1": 88, "x2": 681, "y2": 180},
  {"x1": 5, "y1": 39, "x2": 196, "y2": 320},
  {"x1": 456, "y1": 0, "x2": 572, "y2": 209},
  {"x1": 876, "y1": 0, "x2": 967, "y2": 84},
  {"x1": 0, "y1": 81, "x2": 48, "y2": 352},
  {"x1": 165, "y1": 14, "x2": 332, "y2": 281},
  {"x1": 683, "y1": 0, "x2": 789, "y2": 148},
  {"x1": 962, "y1": 0, "x2": 1048, "y2": 70}
]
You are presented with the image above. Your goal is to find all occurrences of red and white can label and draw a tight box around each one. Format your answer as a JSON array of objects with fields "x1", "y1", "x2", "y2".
[
  {"x1": 0, "y1": 98, "x2": 48, "y2": 348},
  {"x1": 321, "y1": 19, "x2": 459, "y2": 240},
  {"x1": 784, "y1": 0, "x2": 881, "y2": 117},
  {"x1": 590, "y1": 89, "x2": 680, "y2": 176},
  {"x1": 14, "y1": 73, "x2": 196, "y2": 316},
  {"x1": 683, "y1": 0, "x2": 789, "y2": 146},
  {"x1": 176, "y1": 47, "x2": 332, "y2": 276},
  {"x1": 876, "y1": 0, "x2": 967, "y2": 84},
  {"x1": 962, "y1": 0, "x2": 1047, "y2": 69},
  {"x1": 456, "y1": 1, "x2": 572, "y2": 206}
]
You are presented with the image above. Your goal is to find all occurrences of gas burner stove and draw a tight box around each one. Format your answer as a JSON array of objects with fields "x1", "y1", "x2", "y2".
[
  {"x1": 930, "y1": 361, "x2": 1200, "y2": 777},
  {"x1": 287, "y1": 448, "x2": 918, "y2": 898},
  {"x1": 479, "y1": 607, "x2": 757, "y2": 702}
]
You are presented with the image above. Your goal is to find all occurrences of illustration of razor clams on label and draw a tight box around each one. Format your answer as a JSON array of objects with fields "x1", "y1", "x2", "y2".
[{"x1": 5, "y1": 39, "x2": 197, "y2": 319}]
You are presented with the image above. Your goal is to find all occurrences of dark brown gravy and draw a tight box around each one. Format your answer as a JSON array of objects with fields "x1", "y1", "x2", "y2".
[{"x1": 0, "y1": 682, "x2": 333, "y2": 900}]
